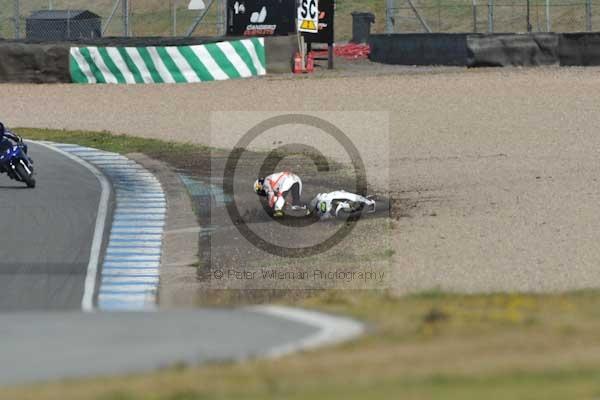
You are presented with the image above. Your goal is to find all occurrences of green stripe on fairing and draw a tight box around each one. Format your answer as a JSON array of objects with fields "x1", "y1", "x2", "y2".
[
  {"x1": 251, "y1": 38, "x2": 266, "y2": 70},
  {"x1": 205, "y1": 43, "x2": 241, "y2": 79},
  {"x1": 117, "y1": 47, "x2": 144, "y2": 84},
  {"x1": 136, "y1": 47, "x2": 164, "y2": 83},
  {"x1": 69, "y1": 50, "x2": 88, "y2": 83},
  {"x1": 155, "y1": 47, "x2": 186, "y2": 83},
  {"x1": 98, "y1": 47, "x2": 126, "y2": 84},
  {"x1": 230, "y1": 40, "x2": 258, "y2": 76},
  {"x1": 79, "y1": 47, "x2": 107, "y2": 84},
  {"x1": 177, "y1": 46, "x2": 215, "y2": 81}
]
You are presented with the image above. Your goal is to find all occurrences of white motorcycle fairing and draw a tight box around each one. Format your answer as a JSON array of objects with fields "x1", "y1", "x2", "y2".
[{"x1": 310, "y1": 190, "x2": 376, "y2": 219}]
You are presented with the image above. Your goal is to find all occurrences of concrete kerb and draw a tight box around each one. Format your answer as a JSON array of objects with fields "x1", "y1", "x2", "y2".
[{"x1": 127, "y1": 153, "x2": 201, "y2": 308}]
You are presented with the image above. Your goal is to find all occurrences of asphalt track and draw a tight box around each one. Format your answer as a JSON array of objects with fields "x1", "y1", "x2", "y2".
[
  {"x1": 0, "y1": 142, "x2": 103, "y2": 311},
  {"x1": 0, "y1": 309, "x2": 321, "y2": 386}
]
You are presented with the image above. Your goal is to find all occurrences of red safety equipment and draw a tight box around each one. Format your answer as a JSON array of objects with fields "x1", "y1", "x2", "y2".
[
  {"x1": 310, "y1": 43, "x2": 371, "y2": 60},
  {"x1": 293, "y1": 52, "x2": 303, "y2": 74},
  {"x1": 306, "y1": 52, "x2": 315, "y2": 72},
  {"x1": 293, "y1": 52, "x2": 315, "y2": 74}
]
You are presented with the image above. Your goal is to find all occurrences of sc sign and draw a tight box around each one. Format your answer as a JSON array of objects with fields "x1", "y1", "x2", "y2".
[{"x1": 298, "y1": 0, "x2": 319, "y2": 33}]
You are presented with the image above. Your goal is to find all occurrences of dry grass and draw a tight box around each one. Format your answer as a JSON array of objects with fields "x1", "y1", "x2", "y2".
[{"x1": 3, "y1": 291, "x2": 600, "y2": 399}]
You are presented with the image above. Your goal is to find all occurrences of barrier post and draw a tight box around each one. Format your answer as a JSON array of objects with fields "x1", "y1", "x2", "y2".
[
  {"x1": 103, "y1": 0, "x2": 121, "y2": 36},
  {"x1": 67, "y1": 9, "x2": 71, "y2": 39},
  {"x1": 217, "y1": 0, "x2": 226, "y2": 35},
  {"x1": 186, "y1": 0, "x2": 215, "y2": 37},
  {"x1": 472, "y1": 0, "x2": 477, "y2": 32},
  {"x1": 407, "y1": 0, "x2": 432, "y2": 32},
  {"x1": 586, "y1": 0, "x2": 593, "y2": 31},
  {"x1": 473, "y1": 0, "x2": 477, "y2": 33},
  {"x1": 545, "y1": 0, "x2": 551, "y2": 32},
  {"x1": 526, "y1": 0, "x2": 532, "y2": 32},
  {"x1": 386, "y1": 0, "x2": 394, "y2": 33},
  {"x1": 123, "y1": 0, "x2": 130, "y2": 36},
  {"x1": 487, "y1": 0, "x2": 493, "y2": 33},
  {"x1": 13, "y1": 0, "x2": 20, "y2": 39},
  {"x1": 172, "y1": 0, "x2": 177, "y2": 36}
]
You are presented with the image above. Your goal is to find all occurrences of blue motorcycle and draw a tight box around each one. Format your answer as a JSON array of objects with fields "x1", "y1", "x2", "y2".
[{"x1": 0, "y1": 137, "x2": 35, "y2": 188}]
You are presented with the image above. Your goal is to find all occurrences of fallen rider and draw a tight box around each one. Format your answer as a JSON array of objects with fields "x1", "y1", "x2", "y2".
[{"x1": 254, "y1": 171, "x2": 305, "y2": 217}]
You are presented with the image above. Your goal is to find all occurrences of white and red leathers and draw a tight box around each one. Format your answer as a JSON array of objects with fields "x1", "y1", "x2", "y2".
[{"x1": 262, "y1": 172, "x2": 303, "y2": 213}]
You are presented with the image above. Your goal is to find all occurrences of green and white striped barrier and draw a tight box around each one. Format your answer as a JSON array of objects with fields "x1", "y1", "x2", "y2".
[{"x1": 70, "y1": 37, "x2": 266, "y2": 84}]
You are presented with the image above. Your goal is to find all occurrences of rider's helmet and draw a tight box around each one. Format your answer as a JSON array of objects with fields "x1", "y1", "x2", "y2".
[{"x1": 254, "y1": 178, "x2": 266, "y2": 196}]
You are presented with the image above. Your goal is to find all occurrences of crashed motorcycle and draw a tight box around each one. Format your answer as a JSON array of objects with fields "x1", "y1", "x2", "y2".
[
  {"x1": 0, "y1": 137, "x2": 35, "y2": 188},
  {"x1": 310, "y1": 190, "x2": 376, "y2": 219}
]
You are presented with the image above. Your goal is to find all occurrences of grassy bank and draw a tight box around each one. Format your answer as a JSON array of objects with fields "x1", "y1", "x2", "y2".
[
  {"x1": 3, "y1": 290, "x2": 600, "y2": 399},
  {"x1": 19, "y1": 128, "x2": 209, "y2": 159}
]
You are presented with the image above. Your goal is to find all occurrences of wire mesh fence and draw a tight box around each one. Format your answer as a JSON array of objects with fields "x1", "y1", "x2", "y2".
[
  {"x1": 386, "y1": 0, "x2": 600, "y2": 33},
  {"x1": 0, "y1": 0, "x2": 226, "y2": 40},
  {"x1": 2, "y1": 1, "x2": 599, "y2": 41}
]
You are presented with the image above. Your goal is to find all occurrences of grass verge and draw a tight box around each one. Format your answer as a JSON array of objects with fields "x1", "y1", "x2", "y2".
[
  {"x1": 3, "y1": 290, "x2": 600, "y2": 399},
  {"x1": 19, "y1": 128, "x2": 210, "y2": 160},
  {"x1": 19, "y1": 127, "x2": 220, "y2": 174}
]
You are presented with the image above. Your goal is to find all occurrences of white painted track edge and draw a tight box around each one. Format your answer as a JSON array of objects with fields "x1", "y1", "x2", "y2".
[{"x1": 247, "y1": 305, "x2": 365, "y2": 358}]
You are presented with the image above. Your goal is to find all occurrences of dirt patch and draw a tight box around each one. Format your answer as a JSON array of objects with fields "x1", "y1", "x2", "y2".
[
  {"x1": 128, "y1": 145, "x2": 395, "y2": 307},
  {"x1": 171, "y1": 148, "x2": 394, "y2": 305}
]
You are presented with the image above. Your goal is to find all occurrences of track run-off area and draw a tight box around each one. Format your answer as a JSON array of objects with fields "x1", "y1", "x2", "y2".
[{"x1": 3, "y1": 68, "x2": 600, "y2": 292}]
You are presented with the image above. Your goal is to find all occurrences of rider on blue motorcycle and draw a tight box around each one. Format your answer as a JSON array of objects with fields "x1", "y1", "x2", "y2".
[
  {"x1": 0, "y1": 123, "x2": 20, "y2": 153},
  {"x1": 0, "y1": 122, "x2": 21, "y2": 172}
]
